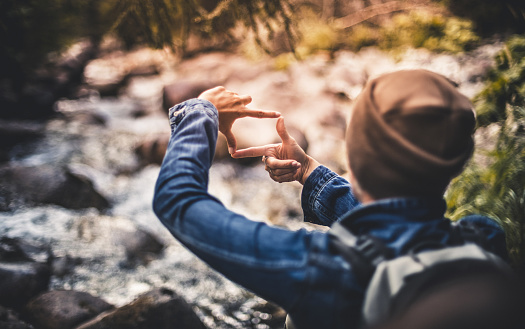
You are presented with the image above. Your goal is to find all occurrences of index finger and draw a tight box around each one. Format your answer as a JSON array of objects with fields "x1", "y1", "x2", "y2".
[
  {"x1": 231, "y1": 145, "x2": 275, "y2": 158},
  {"x1": 241, "y1": 108, "x2": 281, "y2": 119}
]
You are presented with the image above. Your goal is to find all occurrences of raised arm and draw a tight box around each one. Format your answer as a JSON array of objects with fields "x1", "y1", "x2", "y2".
[{"x1": 153, "y1": 92, "x2": 315, "y2": 312}]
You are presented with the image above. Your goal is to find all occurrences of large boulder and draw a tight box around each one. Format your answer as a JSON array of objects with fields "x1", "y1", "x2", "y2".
[
  {"x1": 119, "y1": 228, "x2": 165, "y2": 267},
  {"x1": 162, "y1": 81, "x2": 216, "y2": 114},
  {"x1": 0, "y1": 238, "x2": 52, "y2": 311},
  {"x1": 0, "y1": 165, "x2": 109, "y2": 210},
  {"x1": 25, "y1": 290, "x2": 114, "y2": 329},
  {"x1": 75, "y1": 288, "x2": 206, "y2": 329},
  {"x1": 72, "y1": 215, "x2": 165, "y2": 268},
  {"x1": 135, "y1": 132, "x2": 237, "y2": 164},
  {"x1": 134, "y1": 133, "x2": 170, "y2": 166}
]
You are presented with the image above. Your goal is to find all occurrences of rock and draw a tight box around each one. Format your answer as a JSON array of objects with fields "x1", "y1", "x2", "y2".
[
  {"x1": 0, "y1": 165, "x2": 109, "y2": 210},
  {"x1": 75, "y1": 288, "x2": 206, "y2": 329},
  {"x1": 51, "y1": 254, "x2": 82, "y2": 278},
  {"x1": 0, "y1": 120, "x2": 45, "y2": 162},
  {"x1": 126, "y1": 65, "x2": 159, "y2": 79},
  {"x1": 286, "y1": 125, "x2": 309, "y2": 153},
  {"x1": 25, "y1": 290, "x2": 114, "y2": 329},
  {"x1": 135, "y1": 133, "x2": 170, "y2": 166},
  {"x1": 136, "y1": 132, "x2": 232, "y2": 164},
  {"x1": 0, "y1": 238, "x2": 52, "y2": 311},
  {"x1": 72, "y1": 215, "x2": 164, "y2": 267},
  {"x1": 0, "y1": 263, "x2": 51, "y2": 311},
  {"x1": 0, "y1": 237, "x2": 53, "y2": 264},
  {"x1": 0, "y1": 305, "x2": 34, "y2": 329},
  {"x1": 162, "y1": 81, "x2": 216, "y2": 114},
  {"x1": 120, "y1": 228, "x2": 165, "y2": 266}
]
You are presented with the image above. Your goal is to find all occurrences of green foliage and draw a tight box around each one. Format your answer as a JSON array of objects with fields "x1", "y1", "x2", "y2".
[
  {"x1": 294, "y1": 10, "x2": 340, "y2": 57},
  {"x1": 0, "y1": 0, "x2": 296, "y2": 80},
  {"x1": 345, "y1": 24, "x2": 379, "y2": 51},
  {"x1": 474, "y1": 35, "x2": 525, "y2": 126},
  {"x1": 345, "y1": 11, "x2": 479, "y2": 54},
  {"x1": 446, "y1": 36, "x2": 525, "y2": 266},
  {"x1": 106, "y1": 0, "x2": 296, "y2": 54},
  {"x1": 379, "y1": 11, "x2": 478, "y2": 53},
  {"x1": 273, "y1": 53, "x2": 297, "y2": 71},
  {"x1": 240, "y1": 8, "x2": 340, "y2": 70}
]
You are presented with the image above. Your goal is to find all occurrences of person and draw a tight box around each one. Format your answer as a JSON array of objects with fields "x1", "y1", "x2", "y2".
[{"x1": 153, "y1": 70, "x2": 511, "y2": 329}]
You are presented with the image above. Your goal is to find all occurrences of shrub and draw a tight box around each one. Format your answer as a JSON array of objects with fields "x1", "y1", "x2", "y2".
[
  {"x1": 344, "y1": 10, "x2": 479, "y2": 54},
  {"x1": 345, "y1": 24, "x2": 379, "y2": 51},
  {"x1": 379, "y1": 11, "x2": 479, "y2": 53},
  {"x1": 446, "y1": 35, "x2": 525, "y2": 266},
  {"x1": 295, "y1": 14, "x2": 340, "y2": 56},
  {"x1": 474, "y1": 35, "x2": 525, "y2": 126}
]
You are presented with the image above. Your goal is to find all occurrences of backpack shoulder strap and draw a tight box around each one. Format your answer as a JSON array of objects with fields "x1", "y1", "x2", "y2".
[{"x1": 329, "y1": 222, "x2": 392, "y2": 284}]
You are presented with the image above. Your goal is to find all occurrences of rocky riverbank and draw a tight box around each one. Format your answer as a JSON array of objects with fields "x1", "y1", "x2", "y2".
[{"x1": 0, "y1": 39, "x2": 502, "y2": 328}]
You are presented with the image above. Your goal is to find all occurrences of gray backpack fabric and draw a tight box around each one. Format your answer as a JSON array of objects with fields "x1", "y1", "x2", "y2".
[
  {"x1": 361, "y1": 244, "x2": 511, "y2": 327},
  {"x1": 328, "y1": 221, "x2": 515, "y2": 329}
]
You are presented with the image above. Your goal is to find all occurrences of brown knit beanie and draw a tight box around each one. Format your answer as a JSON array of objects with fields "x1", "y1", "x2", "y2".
[{"x1": 346, "y1": 69, "x2": 476, "y2": 199}]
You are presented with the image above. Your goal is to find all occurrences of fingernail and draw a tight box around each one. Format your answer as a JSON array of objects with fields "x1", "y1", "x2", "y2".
[{"x1": 228, "y1": 147, "x2": 235, "y2": 154}]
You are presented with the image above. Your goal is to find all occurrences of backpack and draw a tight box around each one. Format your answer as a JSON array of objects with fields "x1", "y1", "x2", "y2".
[{"x1": 328, "y1": 220, "x2": 518, "y2": 328}]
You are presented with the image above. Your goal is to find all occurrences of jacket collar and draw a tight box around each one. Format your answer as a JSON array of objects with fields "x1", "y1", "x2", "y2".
[{"x1": 337, "y1": 197, "x2": 447, "y2": 232}]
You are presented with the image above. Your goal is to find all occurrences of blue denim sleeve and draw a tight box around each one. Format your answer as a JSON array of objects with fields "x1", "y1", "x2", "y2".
[
  {"x1": 153, "y1": 99, "x2": 315, "y2": 311},
  {"x1": 301, "y1": 166, "x2": 360, "y2": 226}
]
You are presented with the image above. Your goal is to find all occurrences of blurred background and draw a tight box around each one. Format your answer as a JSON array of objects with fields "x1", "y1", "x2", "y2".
[{"x1": 1, "y1": 1, "x2": 525, "y2": 328}]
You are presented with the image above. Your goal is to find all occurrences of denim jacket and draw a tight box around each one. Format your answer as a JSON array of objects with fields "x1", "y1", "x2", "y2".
[{"x1": 153, "y1": 99, "x2": 507, "y2": 329}]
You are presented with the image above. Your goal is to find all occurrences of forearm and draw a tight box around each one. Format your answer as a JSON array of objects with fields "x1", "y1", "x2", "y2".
[
  {"x1": 153, "y1": 99, "x2": 221, "y2": 223},
  {"x1": 301, "y1": 166, "x2": 360, "y2": 226},
  {"x1": 152, "y1": 99, "x2": 313, "y2": 309}
]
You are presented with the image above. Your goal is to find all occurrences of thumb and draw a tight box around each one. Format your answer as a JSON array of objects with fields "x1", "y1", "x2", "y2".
[
  {"x1": 276, "y1": 117, "x2": 293, "y2": 143},
  {"x1": 223, "y1": 129, "x2": 237, "y2": 154}
]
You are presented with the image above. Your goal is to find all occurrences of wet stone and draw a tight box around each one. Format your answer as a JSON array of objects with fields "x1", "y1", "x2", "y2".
[
  {"x1": 75, "y1": 288, "x2": 206, "y2": 329},
  {"x1": 119, "y1": 228, "x2": 165, "y2": 267},
  {"x1": 25, "y1": 290, "x2": 114, "y2": 329},
  {"x1": 0, "y1": 237, "x2": 53, "y2": 311},
  {"x1": 0, "y1": 165, "x2": 109, "y2": 211},
  {"x1": 162, "y1": 81, "x2": 217, "y2": 114},
  {"x1": 0, "y1": 262, "x2": 51, "y2": 311}
]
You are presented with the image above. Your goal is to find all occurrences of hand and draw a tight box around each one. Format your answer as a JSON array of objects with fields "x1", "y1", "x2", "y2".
[
  {"x1": 199, "y1": 86, "x2": 281, "y2": 154},
  {"x1": 232, "y1": 117, "x2": 320, "y2": 185}
]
